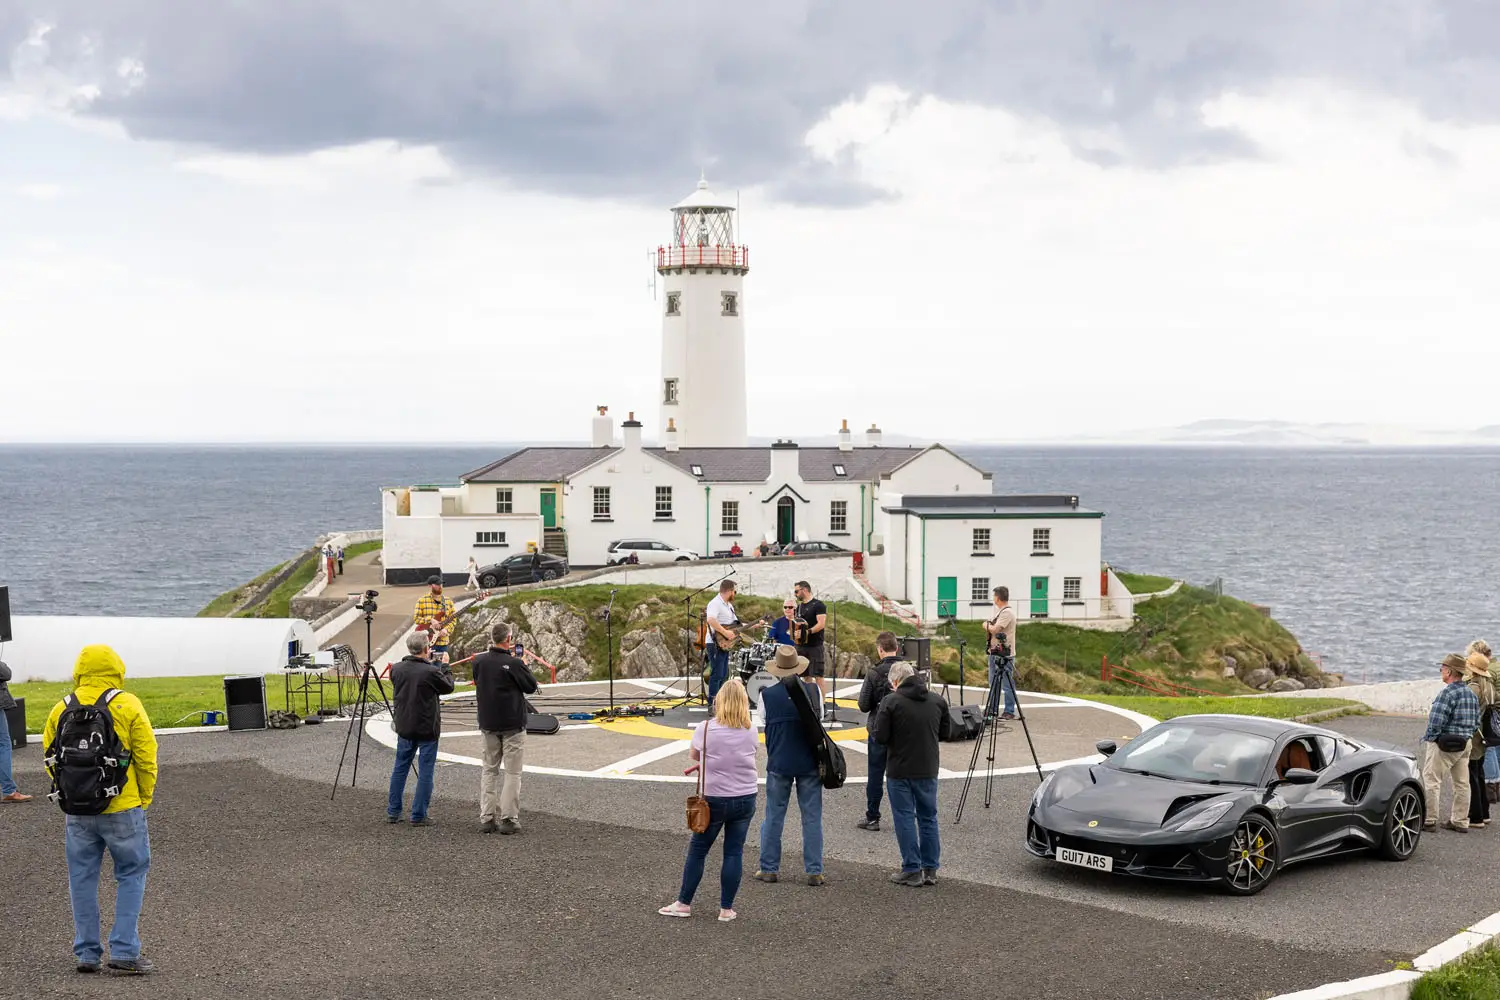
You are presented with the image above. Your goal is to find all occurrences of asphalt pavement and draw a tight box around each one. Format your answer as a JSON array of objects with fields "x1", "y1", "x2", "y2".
[{"x1": 0, "y1": 711, "x2": 1474, "y2": 1000}]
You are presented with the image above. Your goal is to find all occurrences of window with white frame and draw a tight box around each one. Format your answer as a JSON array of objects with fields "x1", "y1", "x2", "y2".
[
  {"x1": 721, "y1": 500, "x2": 739, "y2": 533},
  {"x1": 1032, "y1": 527, "x2": 1051, "y2": 552},
  {"x1": 663, "y1": 378, "x2": 679, "y2": 405},
  {"x1": 972, "y1": 528, "x2": 991, "y2": 553},
  {"x1": 721, "y1": 291, "x2": 738, "y2": 316},
  {"x1": 1064, "y1": 577, "x2": 1082, "y2": 600},
  {"x1": 593, "y1": 486, "x2": 611, "y2": 518},
  {"x1": 665, "y1": 292, "x2": 680, "y2": 316},
  {"x1": 655, "y1": 485, "x2": 673, "y2": 519},
  {"x1": 495, "y1": 489, "x2": 513, "y2": 514},
  {"x1": 476, "y1": 531, "x2": 507, "y2": 546},
  {"x1": 971, "y1": 577, "x2": 990, "y2": 602},
  {"x1": 830, "y1": 500, "x2": 848, "y2": 533}
]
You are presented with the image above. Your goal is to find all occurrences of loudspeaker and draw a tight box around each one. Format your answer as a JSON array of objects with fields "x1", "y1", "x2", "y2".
[
  {"x1": 942, "y1": 704, "x2": 979, "y2": 742},
  {"x1": 0, "y1": 585, "x2": 11, "y2": 643},
  {"x1": 4, "y1": 698, "x2": 24, "y2": 750},
  {"x1": 223, "y1": 676, "x2": 267, "y2": 732},
  {"x1": 900, "y1": 636, "x2": 930, "y2": 669}
]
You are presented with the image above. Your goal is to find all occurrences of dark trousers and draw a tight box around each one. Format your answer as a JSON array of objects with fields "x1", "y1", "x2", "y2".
[
  {"x1": 707, "y1": 647, "x2": 730, "y2": 701},
  {"x1": 866, "y1": 737, "x2": 888, "y2": 822},
  {"x1": 1471, "y1": 759, "x2": 1492, "y2": 824}
]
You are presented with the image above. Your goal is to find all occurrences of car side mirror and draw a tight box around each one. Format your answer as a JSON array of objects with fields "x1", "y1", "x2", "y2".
[
  {"x1": 1095, "y1": 739, "x2": 1118, "y2": 757},
  {"x1": 1280, "y1": 767, "x2": 1318, "y2": 785}
]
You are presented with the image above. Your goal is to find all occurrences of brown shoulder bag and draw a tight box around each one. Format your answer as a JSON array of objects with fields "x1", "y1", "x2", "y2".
[{"x1": 686, "y1": 721, "x2": 711, "y2": 833}]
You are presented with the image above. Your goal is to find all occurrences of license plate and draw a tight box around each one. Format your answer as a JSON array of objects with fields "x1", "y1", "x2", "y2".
[{"x1": 1057, "y1": 846, "x2": 1114, "y2": 872}]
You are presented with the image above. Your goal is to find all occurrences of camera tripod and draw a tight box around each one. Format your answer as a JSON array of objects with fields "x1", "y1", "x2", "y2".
[
  {"x1": 953, "y1": 652, "x2": 1044, "y2": 823},
  {"x1": 330, "y1": 605, "x2": 393, "y2": 799}
]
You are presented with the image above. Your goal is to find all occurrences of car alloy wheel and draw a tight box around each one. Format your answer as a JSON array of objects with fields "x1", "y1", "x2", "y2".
[
  {"x1": 480, "y1": 574, "x2": 498, "y2": 588},
  {"x1": 542, "y1": 569, "x2": 558, "y2": 581},
  {"x1": 1224, "y1": 816, "x2": 1278, "y2": 895},
  {"x1": 1381, "y1": 786, "x2": 1424, "y2": 861}
]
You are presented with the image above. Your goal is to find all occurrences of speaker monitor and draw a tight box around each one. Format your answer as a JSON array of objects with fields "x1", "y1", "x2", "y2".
[
  {"x1": 0, "y1": 585, "x2": 11, "y2": 643},
  {"x1": 4, "y1": 698, "x2": 23, "y2": 750},
  {"x1": 900, "y1": 636, "x2": 930, "y2": 669},
  {"x1": 223, "y1": 676, "x2": 267, "y2": 732}
]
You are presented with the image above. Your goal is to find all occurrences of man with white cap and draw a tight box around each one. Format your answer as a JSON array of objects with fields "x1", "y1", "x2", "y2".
[{"x1": 754, "y1": 645, "x2": 826, "y2": 886}]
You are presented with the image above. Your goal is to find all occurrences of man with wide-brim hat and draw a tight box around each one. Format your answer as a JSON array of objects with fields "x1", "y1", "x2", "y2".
[
  {"x1": 1463, "y1": 652, "x2": 1496, "y2": 828},
  {"x1": 755, "y1": 645, "x2": 827, "y2": 886},
  {"x1": 1423, "y1": 653, "x2": 1481, "y2": 832}
]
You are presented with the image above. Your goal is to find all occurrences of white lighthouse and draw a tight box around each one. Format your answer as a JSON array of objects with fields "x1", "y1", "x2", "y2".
[{"x1": 656, "y1": 175, "x2": 749, "y2": 448}]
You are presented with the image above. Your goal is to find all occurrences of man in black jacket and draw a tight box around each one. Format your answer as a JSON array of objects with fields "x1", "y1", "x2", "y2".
[
  {"x1": 855, "y1": 632, "x2": 903, "y2": 832},
  {"x1": 870, "y1": 662, "x2": 951, "y2": 886},
  {"x1": 472, "y1": 623, "x2": 538, "y2": 834},
  {"x1": 386, "y1": 632, "x2": 456, "y2": 826}
]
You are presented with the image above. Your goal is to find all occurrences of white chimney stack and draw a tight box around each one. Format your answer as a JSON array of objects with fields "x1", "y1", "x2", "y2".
[
  {"x1": 665, "y1": 417, "x2": 680, "y2": 452},
  {"x1": 837, "y1": 418, "x2": 853, "y2": 452},
  {"x1": 622, "y1": 411, "x2": 643, "y2": 451},
  {"x1": 865, "y1": 424, "x2": 882, "y2": 447},
  {"x1": 592, "y1": 406, "x2": 613, "y2": 448}
]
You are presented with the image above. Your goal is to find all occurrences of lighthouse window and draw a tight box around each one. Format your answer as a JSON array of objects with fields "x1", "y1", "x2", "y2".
[
  {"x1": 663, "y1": 378, "x2": 679, "y2": 405},
  {"x1": 721, "y1": 291, "x2": 738, "y2": 316},
  {"x1": 665, "y1": 292, "x2": 680, "y2": 316}
]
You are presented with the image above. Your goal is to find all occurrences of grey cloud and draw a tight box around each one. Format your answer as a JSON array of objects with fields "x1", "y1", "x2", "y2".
[{"x1": 6, "y1": 1, "x2": 1498, "y2": 205}]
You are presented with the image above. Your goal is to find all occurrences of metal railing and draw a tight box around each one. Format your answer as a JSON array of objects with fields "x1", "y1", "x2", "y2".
[{"x1": 656, "y1": 244, "x2": 750, "y2": 269}]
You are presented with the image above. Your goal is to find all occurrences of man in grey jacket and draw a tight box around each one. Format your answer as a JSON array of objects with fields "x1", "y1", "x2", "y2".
[{"x1": 0, "y1": 659, "x2": 34, "y2": 802}]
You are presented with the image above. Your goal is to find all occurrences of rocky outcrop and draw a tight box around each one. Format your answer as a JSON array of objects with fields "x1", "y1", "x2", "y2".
[
  {"x1": 517, "y1": 601, "x2": 591, "y2": 682},
  {"x1": 628, "y1": 603, "x2": 653, "y2": 624},
  {"x1": 825, "y1": 643, "x2": 872, "y2": 679},
  {"x1": 1244, "y1": 667, "x2": 1277, "y2": 690},
  {"x1": 620, "y1": 629, "x2": 679, "y2": 678},
  {"x1": 1267, "y1": 677, "x2": 1306, "y2": 693}
]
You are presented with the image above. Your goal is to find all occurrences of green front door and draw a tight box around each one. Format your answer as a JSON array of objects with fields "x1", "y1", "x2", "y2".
[
  {"x1": 937, "y1": 576, "x2": 957, "y2": 618},
  {"x1": 1031, "y1": 576, "x2": 1049, "y2": 618},
  {"x1": 540, "y1": 489, "x2": 557, "y2": 528},
  {"x1": 776, "y1": 497, "x2": 795, "y2": 544}
]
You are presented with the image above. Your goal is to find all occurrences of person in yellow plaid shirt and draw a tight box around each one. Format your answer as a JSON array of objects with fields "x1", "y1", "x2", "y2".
[{"x1": 414, "y1": 575, "x2": 457, "y2": 663}]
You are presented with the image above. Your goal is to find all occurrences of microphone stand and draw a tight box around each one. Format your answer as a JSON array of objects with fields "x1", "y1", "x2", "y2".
[
  {"x1": 605, "y1": 589, "x2": 618, "y2": 713},
  {"x1": 945, "y1": 617, "x2": 967, "y2": 706}
]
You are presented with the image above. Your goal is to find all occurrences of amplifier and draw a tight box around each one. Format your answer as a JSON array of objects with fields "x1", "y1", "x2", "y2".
[
  {"x1": 223, "y1": 676, "x2": 267, "y2": 732},
  {"x1": 900, "y1": 636, "x2": 930, "y2": 669}
]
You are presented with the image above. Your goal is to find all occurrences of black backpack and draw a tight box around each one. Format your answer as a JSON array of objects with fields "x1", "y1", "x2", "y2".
[
  {"x1": 45, "y1": 690, "x2": 132, "y2": 815},
  {"x1": 1480, "y1": 704, "x2": 1500, "y2": 748}
]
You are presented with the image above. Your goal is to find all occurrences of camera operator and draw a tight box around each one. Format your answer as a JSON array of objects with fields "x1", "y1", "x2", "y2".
[
  {"x1": 472, "y1": 623, "x2": 538, "y2": 835},
  {"x1": 855, "y1": 632, "x2": 903, "y2": 832},
  {"x1": 984, "y1": 586, "x2": 1018, "y2": 720},
  {"x1": 385, "y1": 632, "x2": 455, "y2": 826}
]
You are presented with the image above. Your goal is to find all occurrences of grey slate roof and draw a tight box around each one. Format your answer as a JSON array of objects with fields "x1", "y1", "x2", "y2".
[
  {"x1": 643, "y1": 445, "x2": 960, "y2": 484},
  {"x1": 798, "y1": 446, "x2": 925, "y2": 482},
  {"x1": 462, "y1": 447, "x2": 619, "y2": 483},
  {"x1": 644, "y1": 447, "x2": 769, "y2": 482},
  {"x1": 885, "y1": 494, "x2": 1103, "y2": 517}
]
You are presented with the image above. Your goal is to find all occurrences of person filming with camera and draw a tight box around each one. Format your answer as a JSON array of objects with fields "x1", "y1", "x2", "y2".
[
  {"x1": 472, "y1": 623, "x2": 538, "y2": 835},
  {"x1": 386, "y1": 632, "x2": 456, "y2": 826},
  {"x1": 983, "y1": 586, "x2": 1018, "y2": 720}
]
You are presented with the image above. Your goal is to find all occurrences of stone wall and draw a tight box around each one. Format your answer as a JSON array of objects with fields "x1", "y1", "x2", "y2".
[
  {"x1": 234, "y1": 548, "x2": 317, "y2": 616},
  {"x1": 553, "y1": 551, "x2": 855, "y2": 601}
]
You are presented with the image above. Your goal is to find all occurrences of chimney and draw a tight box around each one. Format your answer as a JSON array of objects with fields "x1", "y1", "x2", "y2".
[
  {"x1": 865, "y1": 423, "x2": 882, "y2": 447},
  {"x1": 622, "y1": 411, "x2": 643, "y2": 451},
  {"x1": 665, "y1": 417, "x2": 680, "y2": 453},
  {"x1": 592, "y1": 406, "x2": 613, "y2": 448},
  {"x1": 770, "y1": 438, "x2": 799, "y2": 482},
  {"x1": 837, "y1": 418, "x2": 853, "y2": 452}
]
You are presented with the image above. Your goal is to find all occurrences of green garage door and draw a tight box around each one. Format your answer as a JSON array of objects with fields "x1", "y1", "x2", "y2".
[
  {"x1": 937, "y1": 576, "x2": 957, "y2": 618},
  {"x1": 1031, "y1": 576, "x2": 1049, "y2": 618}
]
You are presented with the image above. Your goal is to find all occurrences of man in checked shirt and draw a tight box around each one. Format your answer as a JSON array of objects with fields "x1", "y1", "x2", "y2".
[
  {"x1": 414, "y1": 575, "x2": 457, "y2": 664},
  {"x1": 1423, "y1": 652, "x2": 1481, "y2": 832}
]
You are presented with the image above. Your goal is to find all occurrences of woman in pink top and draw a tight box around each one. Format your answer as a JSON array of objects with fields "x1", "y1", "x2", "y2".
[{"x1": 658, "y1": 678, "x2": 760, "y2": 922}]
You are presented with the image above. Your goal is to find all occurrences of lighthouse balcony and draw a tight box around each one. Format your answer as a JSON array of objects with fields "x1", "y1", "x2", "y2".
[{"x1": 655, "y1": 244, "x2": 750, "y2": 273}]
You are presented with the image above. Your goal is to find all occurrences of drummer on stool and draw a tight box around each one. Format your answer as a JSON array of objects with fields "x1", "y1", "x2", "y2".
[{"x1": 768, "y1": 600, "x2": 797, "y2": 647}]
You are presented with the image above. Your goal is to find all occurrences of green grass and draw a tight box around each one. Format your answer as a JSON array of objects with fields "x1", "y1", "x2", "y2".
[
  {"x1": 1412, "y1": 944, "x2": 1500, "y2": 1000},
  {"x1": 237, "y1": 553, "x2": 320, "y2": 619},
  {"x1": 343, "y1": 539, "x2": 382, "y2": 560},
  {"x1": 1115, "y1": 572, "x2": 1174, "y2": 595},
  {"x1": 197, "y1": 561, "x2": 288, "y2": 617},
  {"x1": 11, "y1": 675, "x2": 304, "y2": 733},
  {"x1": 1079, "y1": 695, "x2": 1367, "y2": 722},
  {"x1": 200, "y1": 540, "x2": 383, "y2": 619}
]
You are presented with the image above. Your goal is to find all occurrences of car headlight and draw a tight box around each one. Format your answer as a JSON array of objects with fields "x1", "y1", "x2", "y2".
[
  {"x1": 1174, "y1": 799, "x2": 1236, "y2": 832},
  {"x1": 1030, "y1": 773, "x2": 1055, "y2": 811}
]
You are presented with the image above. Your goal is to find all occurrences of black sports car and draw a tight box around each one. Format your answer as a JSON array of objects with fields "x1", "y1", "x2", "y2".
[
  {"x1": 477, "y1": 553, "x2": 569, "y2": 587},
  {"x1": 1025, "y1": 714, "x2": 1425, "y2": 895}
]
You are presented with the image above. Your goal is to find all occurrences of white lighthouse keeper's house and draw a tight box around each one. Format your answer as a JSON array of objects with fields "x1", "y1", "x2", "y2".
[{"x1": 656, "y1": 175, "x2": 749, "y2": 449}]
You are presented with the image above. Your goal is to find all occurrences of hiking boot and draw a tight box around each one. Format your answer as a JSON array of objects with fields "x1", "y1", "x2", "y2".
[
  {"x1": 1443, "y1": 822, "x2": 1470, "y2": 833},
  {"x1": 753, "y1": 871, "x2": 778, "y2": 883},
  {"x1": 479, "y1": 819, "x2": 498, "y2": 834},
  {"x1": 806, "y1": 874, "x2": 825, "y2": 887},
  {"x1": 1000, "y1": 713, "x2": 1017, "y2": 721},
  {"x1": 856, "y1": 817, "x2": 880, "y2": 832},
  {"x1": 922, "y1": 868, "x2": 938, "y2": 886},
  {"x1": 108, "y1": 957, "x2": 154, "y2": 976},
  {"x1": 889, "y1": 870, "x2": 924, "y2": 887},
  {"x1": 411, "y1": 817, "x2": 433, "y2": 827},
  {"x1": 498, "y1": 819, "x2": 519, "y2": 835},
  {"x1": 386, "y1": 814, "x2": 402, "y2": 824},
  {"x1": 76, "y1": 960, "x2": 101, "y2": 974}
]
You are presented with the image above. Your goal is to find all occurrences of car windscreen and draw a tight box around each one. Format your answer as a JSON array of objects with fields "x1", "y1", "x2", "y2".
[{"x1": 1105, "y1": 723, "x2": 1273, "y2": 785}]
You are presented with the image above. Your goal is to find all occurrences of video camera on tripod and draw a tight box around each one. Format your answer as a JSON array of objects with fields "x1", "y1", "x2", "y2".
[{"x1": 352, "y1": 589, "x2": 379, "y2": 615}]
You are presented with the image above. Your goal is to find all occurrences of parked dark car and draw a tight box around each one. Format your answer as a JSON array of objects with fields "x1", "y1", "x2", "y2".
[
  {"x1": 780, "y1": 541, "x2": 847, "y2": 556},
  {"x1": 477, "y1": 552, "x2": 569, "y2": 587},
  {"x1": 1025, "y1": 715, "x2": 1424, "y2": 895}
]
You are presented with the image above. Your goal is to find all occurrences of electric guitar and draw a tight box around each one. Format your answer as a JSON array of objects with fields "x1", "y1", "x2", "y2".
[{"x1": 710, "y1": 615, "x2": 772, "y2": 652}]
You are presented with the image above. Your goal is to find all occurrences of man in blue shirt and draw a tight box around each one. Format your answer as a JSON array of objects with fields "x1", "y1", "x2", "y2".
[
  {"x1": 1423, "y1": 653, "x2": 1481, "y2": 832},
  {"x1": 754, "y1": 645, "x2": 825, "y2": 886},
  {"x1": 767, "y1": 600, "x2": 797, "y2": 647}
]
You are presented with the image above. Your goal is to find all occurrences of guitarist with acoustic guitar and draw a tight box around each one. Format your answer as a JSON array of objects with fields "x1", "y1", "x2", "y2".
[
  {"x1": 414, "y1": 575, "x2": 458, "y2": 664},
  {"x1": 702, "y1": 579, "x2": 744, "y2": 701}
]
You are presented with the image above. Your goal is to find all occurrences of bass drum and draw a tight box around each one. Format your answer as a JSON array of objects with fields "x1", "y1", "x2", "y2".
[{"x1": 745, "y1": 669, "x2": 777, "y2": 710}]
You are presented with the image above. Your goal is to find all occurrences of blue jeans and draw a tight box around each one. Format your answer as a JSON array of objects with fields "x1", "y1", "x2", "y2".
[
  {"x1": 707, "y1": 647, "x2": 730, "y2": 701},
  {"x1": 758, "y1": 772, "x2": 824, "y2": 875},
  {"x1": 988, "y1": 655, "x2": 1018, "y2": 717},
  {"x1": 887, "y1": 777, "x2": 940, "y2": 873},
  {"x1": 387, "y1": 737, "x2": 438, "y2": 821},
  {"x1": 65, "y1": 808, "x2": 151, "y2": 963},
  {"x1": 678, "y1": 793, "x2": 756, "y2": 909},
  {"x1": 0, "y1": 709, "x2": 17, "y2": 796},
  {"x1": 866, "y1": 738, "x2": 888, "y2": 822},
  {"x1": 1486, "y1": 746, "x2": 1500, "y2": 783}
]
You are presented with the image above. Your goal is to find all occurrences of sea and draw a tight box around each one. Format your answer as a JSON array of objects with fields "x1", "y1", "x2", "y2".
[{"x1": 2, "y1": 444, "x2": 1497, "y2": 683}]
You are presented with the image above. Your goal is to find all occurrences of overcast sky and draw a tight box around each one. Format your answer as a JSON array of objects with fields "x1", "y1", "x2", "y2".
[{"x1": 4, "y1": 2, "x2": 1500, "y2": 444}]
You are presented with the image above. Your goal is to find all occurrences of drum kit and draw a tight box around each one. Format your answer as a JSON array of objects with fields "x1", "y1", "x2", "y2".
[{"x1": 734, "y1": 640, "x2": 778, "y2": 708}]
